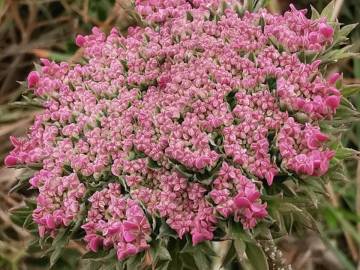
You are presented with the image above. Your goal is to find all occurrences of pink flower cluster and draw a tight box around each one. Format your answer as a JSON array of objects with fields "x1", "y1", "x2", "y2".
[
  {"x1": 6, "y1": 0, "x2": 340, "y2": 259},
  {"x1": 31, "y1": 172, "x2": 85, "y2": 237},
  {"x1": 210, "y1": 162, "x2": 267, "y2": 228},
  {"x1": 81, "y1": 183, "x2": 151, "y2": 260},
  {"x1": 278, "y1": 118, "x2": 334, "y2": 176}
]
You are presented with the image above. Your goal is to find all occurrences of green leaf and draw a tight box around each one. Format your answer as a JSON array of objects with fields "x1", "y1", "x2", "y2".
[
  {"x1": 181, "y1": 253, "x2": 197, "y2": 270},
  {"x1": 51, "y1": 248, "x2": 81, "y2": 270},
  {"x1": 338, "y1": 23, "x2": 358, "y2": 38},
  {"x1": 50, "y1": 248, "x2": 63, "y2": 268},
  {"x1": 321, "y1": 45, "x2": 359, "y2": 63},
  {"x1": 84, "y1": 261, "x2": 102, "y2": 270},
  {"x1": 10, "y1": 202, "x2": 35, "y2": 228},
  {"x1": 233, "y1": 239, "x2": 246, "y2": 260},
  {"x1": 151, "y1": 240, "x2": 172, "y2": 262},
  {"x1": 334, "y1": 145, "x2": 358, "y2": 159},
  {"x1": 228, "y1": 221, "x2": 252, "y2": 243},
  {"x1": 310, "y1": 5, "x2": 320, "y2": 20},
  {"x1": 220, "y1": 242, "x2": 236, "y2": 268},
  {"x1": 254, "y1": 0, "x2": 270, "y2": 11},
  {"x1": 245, "y1": 0, "x2": 269, "y2": 12},
  {"x1": 320, "y1": 0, "x2": 335, "y2": 21},
  {"x1": 49, "y1": 228, "x2": 73, "y2": 267},
  {"x1": 158, "y1": 220, "x2": 178, "y2": 239},
  {"x1": 245, "y1": 242, "x2": 269, "y2": 270},
  {"x1": 100, "y1": 262, "x2": 117, "y2": 270},
  {"x1": 126, "y1": 253, "x2": 143, "y2": 269},
  {"x1": 148, "y1": 158, "x2": 161, "y2": 169},
  {"x1": 193, "y1": 249, "x2": 211, "y2": 270},
  {"x1": 156, "y1": 260, "x2": 170, "y2": 270},
  {"x1": 100, "y1": 258, "x2": 124, "y2": 270},
  {"x1": 198, "y1": 242, "x2": 218, "y2": 258},
  {"x1": 341, "y1": 84, "x2": 360, "y2": 97},
  {"x1": 82, "y1": 250, "x2": 115, "y2": 262},
  {"x1": 333, "y1": 103, "x2": 360, "y2": 122},
  {"x1": 173, "y1": 164, "x2": 193, "y2": 178},
  {"x1": 52, "y1": 228, "x2": 70, "y2": 248},
  {"x1": 9, "y1": 169, "x2": 34, "y2": 193},
  {"x1": 186, "y1": 11, "x2": 193, "y2": 22}
]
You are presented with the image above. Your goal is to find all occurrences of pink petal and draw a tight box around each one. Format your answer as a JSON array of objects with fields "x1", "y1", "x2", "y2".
[
  {"x1": 46, "y1": 215, "x2": 56, "y2": 229},
  {"x1": 319, "y1": 23, "x2": 334, "y2": 39},
  {"x1": 4, "y1": 155, "x2": 18, "y2": 166},
  {"x1": 75, "y1": 35, "x2": 86, "y2": 47},
  {"x1": 328, "y1": 73, "x2": 341, "y2": 85},
  {"x1": 122, "y1": 221, "x2": 138, "y2": 231},
  {"x1": 246, "y1": 191, "x2": 260, "y2": 202},
  {"x1": 326, "y1": 95, "x2": 340, "y2": 110},
  {"x1": 27, "y1": 71, "x2": 40, "y2": 88},
  {"x1": 89, "y1": 237, "x2": 102, "y2": 252},
  {"x1": 315, "y1": 132, "x2": 329, "y2": 142},
  {"x1": 123, "y1": 231, "x2": 137, "y2": 242},
  {"x1": 234, "y1": 195, "x2": 251, "y2": 208}
]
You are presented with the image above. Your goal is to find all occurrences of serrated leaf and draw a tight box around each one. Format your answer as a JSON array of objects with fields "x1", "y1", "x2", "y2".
[{"x1": 245, "y1": 242, "x2": 269, "y2": 270}]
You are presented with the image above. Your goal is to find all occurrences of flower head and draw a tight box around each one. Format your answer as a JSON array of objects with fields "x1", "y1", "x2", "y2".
[{"x1": 6, "y1": 0, "x2": 339, "y2": 256}]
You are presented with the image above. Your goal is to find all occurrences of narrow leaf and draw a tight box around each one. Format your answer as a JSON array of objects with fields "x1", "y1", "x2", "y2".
[
  {"x1": 245, "y1": 242, "x2": 269, "y2": 270},
  {"x1": 320, "y1": 0, "x2": 335, "y2": 21},
  {"x1": 341, "y1": 84, "x2": 360, "y2": 97}
]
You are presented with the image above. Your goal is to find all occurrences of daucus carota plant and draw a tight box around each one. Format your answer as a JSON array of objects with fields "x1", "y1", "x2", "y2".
[{"x1": 6, "y1": 0, "x2": 360, "y2": 269}]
